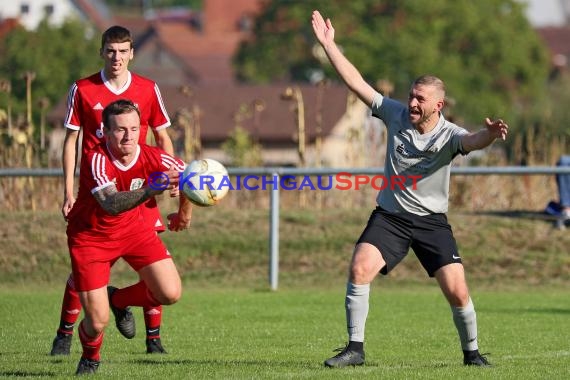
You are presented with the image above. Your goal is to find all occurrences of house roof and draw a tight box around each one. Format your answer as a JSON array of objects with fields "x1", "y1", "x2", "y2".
[
  {"x1": 48, "y1": 83, "x2": 350, "y2": 145},
  {"x1": 0, "y1": 18, "x2": 20, "y2": 39},
  {"x1": 536, "y1": 26, "x2": 570, "y2": 57},
  {"x1": 162, "y1": 83, "x2": 350, "y2": 143},
  {"x1": 148, "y1": 21, "x2": 242, "y2": 85},
  {"x1": 71, "y1": 0, "x2": 115, "y2": 31}
]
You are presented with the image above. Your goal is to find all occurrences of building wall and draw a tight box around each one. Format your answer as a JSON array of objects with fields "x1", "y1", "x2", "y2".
[{"x1": 0, "y1": 0, "x2": 78, "y2": 30}]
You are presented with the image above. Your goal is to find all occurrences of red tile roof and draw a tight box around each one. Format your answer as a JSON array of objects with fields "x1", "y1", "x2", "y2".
[
  {"x1": 536, "y1": 26, "x2": 570, "y2": 57},
  {"x1": 48, "y1": 82, "x2": 350, "y2": 144}
]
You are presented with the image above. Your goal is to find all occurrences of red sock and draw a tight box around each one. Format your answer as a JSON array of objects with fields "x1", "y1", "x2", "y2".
[
  {"x1": 144, "y1": 306, "x2": 162, "y2": 339},
  {"x1": 110, "y1": 281, "x2": 161, "y2": 309},
  {"x1": 57, "y1": 275, "x2": 82, "y2": 335},
  {"x1": 78, "y1": 321, "x2": 103, "y2": 361}
]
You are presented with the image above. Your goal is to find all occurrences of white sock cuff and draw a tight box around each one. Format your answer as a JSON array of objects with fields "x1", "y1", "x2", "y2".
[
  {"x1": 452, "y1": 297, "x2": 474, "y2": 313},
  {"x1": 346, "y1": 282, "x2": 370, "y2": 296}
]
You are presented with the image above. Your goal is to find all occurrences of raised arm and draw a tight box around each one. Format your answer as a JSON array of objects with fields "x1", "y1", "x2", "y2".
[
  {"x1": 311, "y1": 10, "x2": 376, "y2": 107},
  {"x1": 461, "y1": 118, "x2": 509, "y2": 153}
]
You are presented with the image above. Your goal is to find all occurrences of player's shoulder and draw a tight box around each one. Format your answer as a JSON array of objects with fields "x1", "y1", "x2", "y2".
[
  {"x1": 75, "y1": 71, "x2": 103, "y2": 88},
  {"x1": 140, "y1": 144, "x2": 184, "y2": 169},
  {"x1": 130, "y1": 72, "x2": 157, "y2": 87},
  {"x1": 139, "y1": 143, "x2": 166, "y2": 159},
  {"x1": 85, "y1": 142, "x2": 108, "y2": 158}
]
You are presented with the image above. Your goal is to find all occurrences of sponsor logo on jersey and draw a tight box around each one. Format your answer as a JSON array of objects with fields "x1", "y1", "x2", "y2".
[
  {"x1": 130, "y1": 178, "x2": 144, "y2": 190},
  {"x1": 93, "y1": 102, "x2": 104, "y2": 110}
]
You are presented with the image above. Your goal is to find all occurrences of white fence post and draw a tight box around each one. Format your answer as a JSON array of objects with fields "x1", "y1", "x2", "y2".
[{"x1": 269, "y1": 172, "x2": 280, "y2": 291}]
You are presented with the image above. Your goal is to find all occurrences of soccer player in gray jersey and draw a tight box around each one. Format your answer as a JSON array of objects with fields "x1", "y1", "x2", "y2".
[{"x1": 312, "y1": 10, "x2": 508, "y2": 368}]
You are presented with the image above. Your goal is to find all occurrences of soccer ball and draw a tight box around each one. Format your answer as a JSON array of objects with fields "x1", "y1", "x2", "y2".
[{"x1": 180, "y1": 158, "x2": 230, "y2": 207}]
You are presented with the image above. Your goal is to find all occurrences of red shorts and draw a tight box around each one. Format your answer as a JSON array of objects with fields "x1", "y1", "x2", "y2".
[{"x1": 68, "y1": 229, "x2": 171, "y2": 292}]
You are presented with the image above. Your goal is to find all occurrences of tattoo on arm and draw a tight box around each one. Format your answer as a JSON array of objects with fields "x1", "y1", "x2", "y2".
[{"x1": 93, "y1": 184, "x2": 153, "y2": 215}]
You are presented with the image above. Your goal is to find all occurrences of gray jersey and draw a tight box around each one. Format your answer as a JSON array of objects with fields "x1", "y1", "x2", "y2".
[{"x1": 371, "y1": 92, "x2": 468, "y2": 215}]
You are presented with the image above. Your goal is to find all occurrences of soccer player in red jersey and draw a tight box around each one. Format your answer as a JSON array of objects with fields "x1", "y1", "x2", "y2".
[
  {"x1": 70, "y1": 99, "x2": 191, "y2": 375},
  {"x1": 51, "y1": 25, "x2": 175, "y2": 356}
]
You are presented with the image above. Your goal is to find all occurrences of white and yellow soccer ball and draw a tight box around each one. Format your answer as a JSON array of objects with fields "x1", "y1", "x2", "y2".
[{"x1": 180, "y1": 158, "x2": 230, "y2": 207}]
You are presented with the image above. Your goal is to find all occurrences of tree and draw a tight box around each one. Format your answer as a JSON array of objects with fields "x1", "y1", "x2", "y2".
[
  {"x1": 234, "y1": 0, "x2": 550, "y2": 126},
  {"x1": 222, "y1": 127, "x2": 262, "y2": 167},
  {"x1": 0, "y1": 19, "x2": 100, "y2": 127}
]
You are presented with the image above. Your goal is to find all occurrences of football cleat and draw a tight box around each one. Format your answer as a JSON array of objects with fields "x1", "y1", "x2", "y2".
[
  {"x1": 464, "y1": 350, "x2": 492, "y2": 366},
  {"x1": 75, "y1": 357, "x2": 100, "y2": 375},
  {"x1": 107, "y1": 286, "x2": 136, "y2": 339},
  {"x1": 324, "y1": 345, "x2": 365, "y2": 368},
  {"x1": 146, "y1": 338, "x2": 167, "y2": 354},
  {"x1": 50, "y1": 333, "x2": 72, "y2": 356}
]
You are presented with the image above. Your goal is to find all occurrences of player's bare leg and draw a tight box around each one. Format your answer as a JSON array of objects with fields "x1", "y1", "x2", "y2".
[
  {"x1": 435, "y1": 263, "x2": 491, "y2": 366},
  {"x1": 324, "y1": 243, "x2": 385, "y2": 368}
]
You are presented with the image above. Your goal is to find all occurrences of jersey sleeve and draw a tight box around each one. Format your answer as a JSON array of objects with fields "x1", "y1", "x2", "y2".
[
  {"x1": 86, "y1": 151, "x2": 116, "y2": 194},
  {"x1": 63, "y1": 83, "x2": 82, "y2": 131},
  {"x1": 448, "y1": 123, "x2": 470, "y2": 157},
  {"x1": 159, "y1": 152, "x2": 186, "y2": 172},
  {"x1": 148, "y1": 83, "x2": 171, "y2": 131},
  {"x1": 371, "y1": 92, "x2": 407, "y2": 129}
]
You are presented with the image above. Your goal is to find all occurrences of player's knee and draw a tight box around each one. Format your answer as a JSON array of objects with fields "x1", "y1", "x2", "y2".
[
  {"x1": 349, "y1": 263, "x2": 375, "y2": 283},
  {"x1": 89, "y1": 319, "x2": 108, "y2": 335},
  {"x1": 447, "y1": 290, "x2": 470, "y2": 307},
  {"x1": 153, "y1": 286, "x2": 181, "y2": 305}
]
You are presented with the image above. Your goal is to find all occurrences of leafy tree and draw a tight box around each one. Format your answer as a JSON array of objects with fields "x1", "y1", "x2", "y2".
[
  {"x1": 222, "y1": 127, "x2": 262, "y2": 167},
  {"x1": 234, "y1": 0, "x2": 550, "y2": 126},
  {"x1": 0, "y1": 19, "x2": 100, "y2": 125}
]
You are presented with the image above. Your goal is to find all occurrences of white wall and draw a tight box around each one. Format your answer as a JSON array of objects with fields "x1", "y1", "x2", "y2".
[
  {"x1": 519, "y1": 0, "x2": 568, "y2": 26},
  {"x1": 0, "y1": 0, "x2": 79, "y2": 30}
]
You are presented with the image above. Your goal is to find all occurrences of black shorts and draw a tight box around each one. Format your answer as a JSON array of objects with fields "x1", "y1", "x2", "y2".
[{"x1": 356, "y1": 206, "x2": 461, "y2": 277}]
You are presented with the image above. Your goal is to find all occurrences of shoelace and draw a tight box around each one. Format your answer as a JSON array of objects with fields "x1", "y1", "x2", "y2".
[{"x1": 332, "y1": 345, "x2": 349, "y2": 353}]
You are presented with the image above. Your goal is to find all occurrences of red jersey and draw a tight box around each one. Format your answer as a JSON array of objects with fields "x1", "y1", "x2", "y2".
[
  {"x1": 64, "y1": 70, "x2": 170, "y2": 156},
  {"x1": 64, "y1": 70, "x2": 171, "y2": 232},
  {"x1": 67, "y1": 143, "x2": 185, "y2": 240}
]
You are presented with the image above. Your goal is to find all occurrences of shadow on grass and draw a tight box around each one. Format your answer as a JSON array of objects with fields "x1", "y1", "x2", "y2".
[
  {"x1": 468, "y1": 210, "x2": 570, "y2": 227},
  {"x1": 0, "y1": 371, "x2": 58, "y2": 377},
  {"x1": 479, "y1": 307, "x2": 570, "y2": 315},
  {"x1": 131, "y1": 358, "x2": 327, "y2": 367}
]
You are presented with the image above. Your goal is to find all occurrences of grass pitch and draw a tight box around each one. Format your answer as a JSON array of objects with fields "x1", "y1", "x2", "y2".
[{"x1": 0, "y1": 286, "x2": 568, "y2": 379}]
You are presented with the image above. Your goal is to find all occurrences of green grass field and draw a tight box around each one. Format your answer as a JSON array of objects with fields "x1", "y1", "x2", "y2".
[
  {"x1": 0, "y1": 286, "x2": 568, "y2": 379},
  {"x1": 0, "y1": 208, "x2": 569, "y2": 378}
]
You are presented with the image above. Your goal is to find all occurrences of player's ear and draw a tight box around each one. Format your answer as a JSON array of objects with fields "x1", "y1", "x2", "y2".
[{"x1": 436, "y1": 98, "x2": 445, "y2": 112}]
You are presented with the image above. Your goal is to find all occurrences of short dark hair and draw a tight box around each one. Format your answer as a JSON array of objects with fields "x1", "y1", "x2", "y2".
[
  {"x1": 101, "y1": 25, "x2": 133, "y2": 49},
  {"x1": 412, "y1": 75, "x2": 446, "y2": 96},
  {"x1": 102, "y1": 99, "x2": 140, "y2": 129}
]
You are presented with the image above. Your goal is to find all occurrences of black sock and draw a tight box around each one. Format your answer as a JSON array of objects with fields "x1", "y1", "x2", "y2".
[
  {"x1": 146, "y1": 327, "x2": 160, "y2": 339},
  {"x1": 348, "y1": 341, "x2": 364, "y2": 352},
  {"x1": 58, "y1": 320, "x2": 74, "y2": 335},
  {"x1": 463, "y1": 349, "x2": 479, "y2": 358}
]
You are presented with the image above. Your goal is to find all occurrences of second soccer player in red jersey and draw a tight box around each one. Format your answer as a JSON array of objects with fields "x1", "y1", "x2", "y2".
[{"x1": 51, "y1": 25, "x2": 175, "y2": 356}]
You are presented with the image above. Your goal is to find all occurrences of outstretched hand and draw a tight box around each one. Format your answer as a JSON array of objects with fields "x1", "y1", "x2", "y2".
[
  {"x1": 484, "y1": 118, "x2": 509, "y2": 141},
  {"x1": 167, "y1": 212, "x2": 191, "y2": 232},
  {"x1": 311, "y1": 10, "x2": 335, "y2": 46}
]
